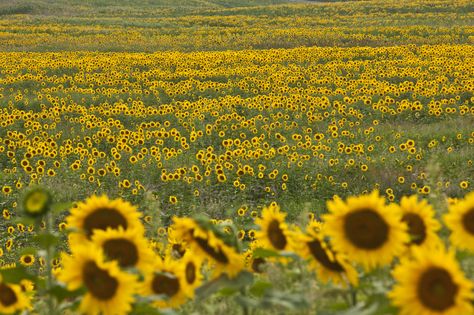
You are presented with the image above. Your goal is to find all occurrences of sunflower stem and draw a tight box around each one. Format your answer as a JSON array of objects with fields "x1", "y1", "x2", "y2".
[
  {"x1": 349, "y1": 284, "x2": 357, "y2": 306},
  {"x1": 240, "y1": 288, "x2": 250, "y2": 315},
  {"x1": 45, "y1": 212, "x2": 56, "y2": 315}
]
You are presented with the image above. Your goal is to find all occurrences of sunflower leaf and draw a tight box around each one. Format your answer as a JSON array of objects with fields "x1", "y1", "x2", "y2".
[
  {"x1": 33, "y1": 233, "x2": 59, "y2": 248},
  {"x1": 252, "y1": 248, "x2": 280, "y2": 258},
  {"x1": 18, "y1": 247, "x2": 37, "y2": 256},
  {"x1": 51, "y1": 202, "x2": 74, "y2": 213},
  {"x1": 249, "y1": 280, "x2": 272, "y2": 297},
  {"x1": 133, "y1": 302, "x2": 176, "y2": 315},
  {"x1": 49, "y1": 285, "x2": 86, "y2": 302},
  {"x1": 196, "y1": 271, "x2": 254, "y2": 300},
  {"x1": 0, "y1": 266, "x2": 36, "y2": 283}
]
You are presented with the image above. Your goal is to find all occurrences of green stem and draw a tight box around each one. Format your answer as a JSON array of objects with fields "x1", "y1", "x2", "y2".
[
  {"x1": 349, "y1": 284, "x2": 357, "y2": 306},
  {"x1": 45, "y1": 213, "x2": 56, "y2": 315}
]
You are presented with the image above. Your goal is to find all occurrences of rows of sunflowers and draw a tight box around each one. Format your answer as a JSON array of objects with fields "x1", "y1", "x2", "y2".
[
  {"x1": 1, "y1": 0, "x2": 474, "y2": 314},
  {"x1": 1, "y1": 187, "x2": 474, "y2": 314}
]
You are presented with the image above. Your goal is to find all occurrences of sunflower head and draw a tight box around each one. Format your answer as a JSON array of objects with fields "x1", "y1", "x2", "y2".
[
  {"x1": 255, "y1": 203, "x2": 293, "y2": 252},
  {"x1": 293, "y1": 224, "x2": 358, "y2": 287},
  {"x1": 141, "y1": 257, "x2": 191, "y2": 308},
  {"x1": 389, "y1": 246, "x2": 473, "y2": 315},
  {"x1": 393, "y1": 195, "x2": 441, "y2": 250},
  {"x1": 172, "y1": 217, "x2": 244, "y2": 278},
  {"x1": 66, "y1": 195, "x2": 144, "y2": 243},
  {"x1": 91, "y1": 226, "x2": 155, "y2": 273},
  {"x1": 19, "y1": 255, "x2": 35, "y2": 267},
  {"x1": 22, "y1": 187, "x2": 51, "y2": 218},
  {"x1": 57, "y1": 243, "x2": 138, "y2": 315},
  {"x1": 0, "y1": 281, "x2": 31, "y2": 314},
  {"x1": 180, "y1": 252, "x2": 203, "y2": 294},
  {"x1": 444, "y1": 191, "x2": 474, "y2": 252},
  {"x1": 323, "y1": 190, "x2": 408, "y2": 270}
]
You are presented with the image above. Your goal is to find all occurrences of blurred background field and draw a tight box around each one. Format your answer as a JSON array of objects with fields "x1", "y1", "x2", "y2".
[{"x1": 0, "y1": 0, "x2": 472, "y2": 51}]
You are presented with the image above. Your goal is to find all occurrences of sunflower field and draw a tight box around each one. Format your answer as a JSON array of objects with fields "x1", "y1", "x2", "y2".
[{"x1": 0, "y1": 0, "x2": 473, "y2": 314}]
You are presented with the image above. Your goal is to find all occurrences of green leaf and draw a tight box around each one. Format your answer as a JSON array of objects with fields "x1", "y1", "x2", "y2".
[
  {"x1": 12, "y1": 216, "x2": 35, "y2": 226},
  {"x1": 18, "y1": 247, "x2": 37, "y2": 256},
  {"x1": 33, "y1": 233, "x2": 59, "y2": 248},
  {"x1": 252, "y1": 248, "x2": 280, "y2": 258},
  {"x1": 196, "y1": 271, "x2": 254, "y2": 300},
  {"x1": 0, "y1": 266, "x2": 36, "y2": 284},
  {"x1": 132, "y1": 303, "x2": 177, "y2": 315},
  {"x1": 51, "y1": 202, "x2": 74, "y2": 214},
  {"x1": 260, "y1": 291, "x2": 309, "y2": 310},
  {"x1": 49, "y1": 285, "x2": 85, "y2": 302},
  {"x1": 249, "y1": 280, "x2": 272, "y2": 297}
]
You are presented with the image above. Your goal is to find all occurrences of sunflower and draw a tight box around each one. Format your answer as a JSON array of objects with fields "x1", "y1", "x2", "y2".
[
  {"x1": 444, "y1": 191, "x2": 474, "y2": 252},
  {"x1": 166, "y1": 228, "x2": 188, "y2": 259},
  {"x1": 67, "y1": 195, "x2": 144, "y2": 244},
  {"x1": 0, "y1": 281, "x2": 31, "y2": 314},
  {"x1": 172, "y1": 217, "x2": 244, "y2": 278},
  {"x1": 255, "y1": 203, "x2": 294, "y2": 252},
  {"x1": 323, "y1": 191, "x2": 408, "y2": 270},
  {"x1": 22, "y1": 187, "x2": 51, "y2": 217},
  {"x1": 19, "y1": 280, "x2": 35, "y2": 293},
  {"x1": 91, "y1": 227, "x2": 155, "y2": 273},
  {"x1": 57, "y1": 243, "x2": 137, "y2": 315},
  {"x1": 19, "y1": 255, "x2": 35, "y2": 267},
  {"x1": 244, "y1": 240, "x2": 268, "y2": 273},
  {"x1": 141, "y1": 256, "x2": 191, "y2": 308},
  {"x1": 392, "y1": 195, "x2": 441, "y2": 250},
  {"x1": 293, "y1": 225, "x2": 358, "y2": 287},
  {"x1": 180, "y1": 252, "x2": 203, "y2": 295},
  {"x1": 389, "y1": 246, "x2": 473, "y2": 315}
]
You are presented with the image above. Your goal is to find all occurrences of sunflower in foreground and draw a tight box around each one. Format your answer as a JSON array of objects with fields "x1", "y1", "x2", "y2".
[
  {"x1": 389, "y1": 246, "x2": 473, "y2": 315},
  {"x1": 172, "y1": 217, "x2": 244, "y2": 278},
  {"x1": 180, "y1": 252, "x2": 203, "y2": 295},
  {"x1": 244, "y1": 240, "x2": 268, "y2": 273},
  {"x1": 392, "y1": 195, "x2": 441, "y2": 250},
  {"x1": 91, "y1": 227, "x2": 156, "y2": 273},
  {"x1": 141, "y1": 256, "x2": 191, "y2": 308},
  {"x1": 0, "y1": 281, "x2": 31, "y2": 314},
  {"x1": 293, "y1": 224, "x2": 358, "y2": 287},
  {"x1": 67, "y1": 195, "x2": 144, "y2": 244},
  {"x1": 323, "y1": 191, "x2": 408, "y2": 270},
  {"x1": 444, "y1": 191, "x2": 474, "y2": 252},
  {"x1": 166, "y1": 228, "x2": 188, "y2": 259},
  {"x1": 57, "y1": 244, "x2": 137, "y2": 315},
  {"x1": 255, "y1": 203, "x2": 294, "y2": 252}
]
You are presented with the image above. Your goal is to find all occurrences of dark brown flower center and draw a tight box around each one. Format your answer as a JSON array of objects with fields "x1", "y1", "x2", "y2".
[
  {"x1": 194, "y1": 236, "x2": 229, "y2": 263},
  {"x1": 0, "y1": 283, "x2": 17, "y2": 307},
  {"x1": 83, "y1": 261, "x2": 118, "y2": 300},
  {"x1": 171, "y1": 243, "x2": 186, "y2": 259},
  {"x1": 83, "y1": 208, "x2": 128, "y2": 238},
  {"x1": 267, "y1": 220, "x2": 287, "y2": 250},
  {"x1": 418, "y1": 267, "x2": 458, "y2": 311},
  {"x1": 251, "y1": 257, "x2": 266, "y2": 273},
  {"x1": 402, "y1": 213, "x2": 426, "y2": 245},
  {"x1": 152, "y1": 273, "x2": 180, "y2": 297},
  {"x1": 185, "y1": 261, "x2": 196, "y2": 284},
  {"x1": 462, "y1": 208, "x2": 474, "y2": 234},
  {"x1": 307, "y1": 239, "x2": 344, "y2": 272},
  {"x1": 103, "y1": 238, "x2": 138, "y2": 268},
  {"x1": 344, "y1": 209, "x2": 388, "y2": 249},
  {"x1": 23, "y1": 256, "x2": 32, "y2": 264}
]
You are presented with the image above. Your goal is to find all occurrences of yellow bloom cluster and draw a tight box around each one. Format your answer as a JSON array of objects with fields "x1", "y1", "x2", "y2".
[
  {"x1": 0, "y1": 45, "x2": 472, "y2": 212},
  {"x1": 3, "y1": 190, "x2": 474, "y2": 314},
  {"x1": 0, "y1": 0, "x2": 471, "y2": 51}
]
